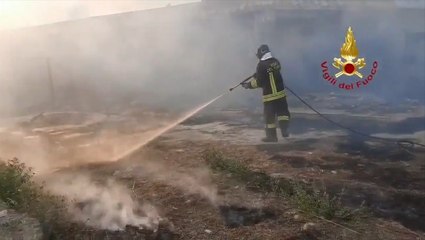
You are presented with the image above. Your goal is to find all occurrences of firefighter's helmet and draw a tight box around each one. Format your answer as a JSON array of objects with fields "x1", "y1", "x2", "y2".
[{"x1": 256, "y1": 44, "x2": 270, "y2": 59}]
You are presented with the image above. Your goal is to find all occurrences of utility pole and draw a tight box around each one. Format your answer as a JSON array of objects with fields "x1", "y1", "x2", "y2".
[{"x1": 46, "y1": 58, "x2": 55, "y2": 110}]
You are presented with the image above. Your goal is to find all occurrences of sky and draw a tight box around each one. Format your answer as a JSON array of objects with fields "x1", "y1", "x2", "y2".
[{"x1": 0, "y1": 0, "x2": 200, "y2": 30}]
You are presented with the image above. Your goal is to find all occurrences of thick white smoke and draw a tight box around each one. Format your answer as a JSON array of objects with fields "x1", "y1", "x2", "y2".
[{"x1": 45, "y1": 173, "x2": 160, "y2": 231}]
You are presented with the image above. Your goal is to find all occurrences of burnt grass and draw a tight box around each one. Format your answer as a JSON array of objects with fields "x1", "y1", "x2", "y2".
[
  {"x1": 182, "y1": 111, "x2": 425, "y2": 137},
  {"x1": 202, "y1": 142, "x2": 425, "y2": 233},
  {"x1": 42, "y1": 222, "x2": 176, "y2": 240},
  {"x1": 256, "y1": 136, "x2": 425, "y2": 232},
  {"x1": 203, "y1": 149, "x2": 359, "y2": 222},
  {"x1": 334, "y1": 137, "x2": 425, "y2": 231},
  {"x1": 218, "y1": 205, "x2": 277, "y2": 228},
  {"x1": 334, "y1": 136, "x2": 417, "y2": 162}
]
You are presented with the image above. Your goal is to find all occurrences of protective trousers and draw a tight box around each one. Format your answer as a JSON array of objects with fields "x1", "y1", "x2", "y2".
[{"x1": 264, "y1": 97, "x2": 290, "y2": 139}]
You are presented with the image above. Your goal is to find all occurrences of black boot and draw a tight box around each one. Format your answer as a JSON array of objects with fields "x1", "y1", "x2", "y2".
[
  {"x1": 279, "y1": 121, "x2": 290, "y2": 138},
  {"x1": 262, "y1": 128, "x2": 278, "y2": 142}
]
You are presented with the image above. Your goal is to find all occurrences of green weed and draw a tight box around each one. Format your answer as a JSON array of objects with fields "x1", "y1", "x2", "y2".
[{"x1": 0, "y1": 158, "x2": 69, "y2": 239}]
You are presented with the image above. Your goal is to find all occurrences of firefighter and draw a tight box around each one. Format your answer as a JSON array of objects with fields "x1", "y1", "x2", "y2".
[{"x1": 242, "y1": 44, "x2": 290, "y2": 142}]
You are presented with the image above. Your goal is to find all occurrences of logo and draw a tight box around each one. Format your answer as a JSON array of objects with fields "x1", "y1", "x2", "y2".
[{"x1": 321, "y1": 27, "x2": 379, "y2": 90}]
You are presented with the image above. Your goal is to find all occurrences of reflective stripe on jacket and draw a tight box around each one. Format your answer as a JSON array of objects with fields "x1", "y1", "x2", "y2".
[{"x1": 248, "y1": 57, "x2": 286, "y2": 102}]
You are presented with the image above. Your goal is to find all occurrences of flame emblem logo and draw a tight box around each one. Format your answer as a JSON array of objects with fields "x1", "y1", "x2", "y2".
[{"x1": 332, "y1": 27, "x2": 366, "y2": 78}]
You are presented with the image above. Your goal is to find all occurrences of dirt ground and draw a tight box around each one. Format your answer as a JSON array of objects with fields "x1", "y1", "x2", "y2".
[{"x1": 0, "y1": 109, "x2": 424, "y2": 239}]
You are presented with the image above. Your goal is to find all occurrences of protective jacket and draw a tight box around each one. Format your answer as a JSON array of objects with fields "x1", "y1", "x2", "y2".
[{"x1": 247, "y1": 53, "x2": 286, "y2": 102}]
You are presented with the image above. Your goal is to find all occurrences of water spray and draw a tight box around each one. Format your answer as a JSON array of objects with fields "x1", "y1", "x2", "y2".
[
  {"x1": 114, "y1": 73, "x2": 262, "y2": 161},
  {"x1": 113, "y1": 94, "x2": 225, "y2": 161},
  {"x1": 113, "y1": 74, "x2": 256, "y2": 161},
  {"x1": 114, "y1": 75, "x2": 253, "y2": 161}
]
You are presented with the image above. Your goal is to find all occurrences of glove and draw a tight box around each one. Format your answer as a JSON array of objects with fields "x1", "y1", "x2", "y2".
[{"x1": 241, "y1": 82, "x2": 250, "y2": 89}]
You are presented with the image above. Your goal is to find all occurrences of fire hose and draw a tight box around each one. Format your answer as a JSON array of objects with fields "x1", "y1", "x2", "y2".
[{"x1": 230, "y1": 76, "x2": 425, "y2": 150}]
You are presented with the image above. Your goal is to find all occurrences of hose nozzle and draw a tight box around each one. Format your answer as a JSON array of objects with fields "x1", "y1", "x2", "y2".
[{"x1": 228, "y1": 75, "x2": 253, "y2": 92}]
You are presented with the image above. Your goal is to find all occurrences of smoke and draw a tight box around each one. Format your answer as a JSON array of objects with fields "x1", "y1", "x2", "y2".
[
  {"x1": 0, "y1": 113, "x2": 220, "y2": 230},
  {"x1": 0, "y1": 110, "x2": 173, "y2": 174},
  {"x1": 0, "y1": 1, "x2": 200, "y2": 30},
  {"x1": 44, "y1": 172, "x2": 160, "y2": 230},
  {"x1": 0, "y1": 2, "x2": 423, "y2": 117},
  {"x1": 0, "y1": 3, "x2": 251, "y2": 116},
  {"x1": 0, "y1": 130, "x2": 54, "y2": 174},
  {"x1": 121, "y1": 158, "x2": 220, "y2": 206},
  {"x1": 0, "y1": 0, "x2": 422, "y2": 186},
  {"x1": 0, "y1": 108, "x2": 221, "y2": 220},
  {"x1": 0, "y1": 1, "x2": 423, "y2": 230},
  {"x1": 1, "y1": 2, "x2": 423, "y2": 118}
]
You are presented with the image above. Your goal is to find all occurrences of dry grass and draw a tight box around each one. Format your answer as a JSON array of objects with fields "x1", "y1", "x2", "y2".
[{"x1": 203, "y1": 148, "x2": 366, "y2": 222}]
